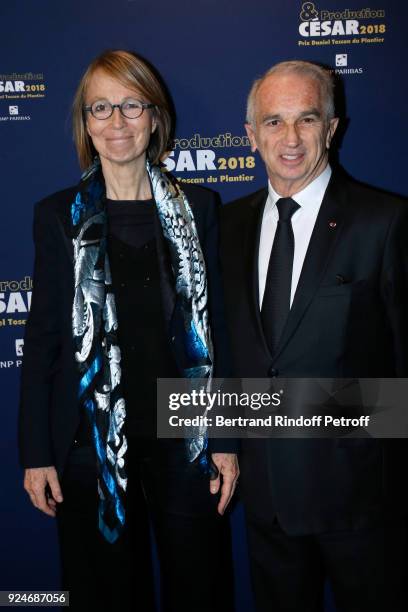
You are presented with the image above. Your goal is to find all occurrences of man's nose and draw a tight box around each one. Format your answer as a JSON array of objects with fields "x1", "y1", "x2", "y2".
[{"x1": 283, "y1": 122, "x2": 301, "y2": 146}]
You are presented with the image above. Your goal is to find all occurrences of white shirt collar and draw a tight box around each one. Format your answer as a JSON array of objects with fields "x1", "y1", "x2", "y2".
[{"x1": 266, "y1": 165, "x2": 332, "y2": 217}]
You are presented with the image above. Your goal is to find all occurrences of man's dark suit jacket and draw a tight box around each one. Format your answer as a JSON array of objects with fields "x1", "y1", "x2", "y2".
[
  {"x1": 19, "y1": 182, "x2": 232, "y2": 475},
  {"x1": 220, "y1": 169, "x2": 408, "y2": 535}
]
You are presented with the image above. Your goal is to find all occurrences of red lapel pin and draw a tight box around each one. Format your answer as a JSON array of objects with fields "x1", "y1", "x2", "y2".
[{"x1": 329, "y1": 221, "x2": 337, "y2": 228}]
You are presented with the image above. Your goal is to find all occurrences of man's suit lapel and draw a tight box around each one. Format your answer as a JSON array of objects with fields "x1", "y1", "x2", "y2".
[{"x1": 272, "y1": 172, "x2": 347, "y2": 362}]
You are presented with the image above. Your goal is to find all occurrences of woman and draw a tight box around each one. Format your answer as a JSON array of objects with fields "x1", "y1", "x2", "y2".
[{"x1": 19, "y1": 50, "x2": 238, "y2": 612}]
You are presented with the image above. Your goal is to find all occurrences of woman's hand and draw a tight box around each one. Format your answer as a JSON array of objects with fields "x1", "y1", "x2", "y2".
[
  {"x1": 210, "y1": 453, "x2": 240, "y2": 515},
  {"x1": 24, "y1": 467, "x2": 63, "y2": 517}
]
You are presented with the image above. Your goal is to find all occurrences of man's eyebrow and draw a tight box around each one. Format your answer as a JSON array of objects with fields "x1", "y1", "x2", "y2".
[
  {"x1": 299, "y1": 108, "x2": 322, "y2": 118},
  {"x1": 260, "y1": 113, "x2": 281, "y2": 123},
  {"x1": 260, "y1": 108, "x2": 323, "y2": 124}
]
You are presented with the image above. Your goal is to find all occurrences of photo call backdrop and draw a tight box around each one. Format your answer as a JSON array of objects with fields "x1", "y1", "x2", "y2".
[{"x1": 1, "y1": 1, "x2": 407, "y2": 610}]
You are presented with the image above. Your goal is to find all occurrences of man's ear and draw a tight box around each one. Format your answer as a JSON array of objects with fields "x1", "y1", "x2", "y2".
[
  {"x1": 245, "y1": 122, "x2": 258, "y2": 153},
  {"x1": 326, "y1": 117, "x2": 339, "y2": 148}
]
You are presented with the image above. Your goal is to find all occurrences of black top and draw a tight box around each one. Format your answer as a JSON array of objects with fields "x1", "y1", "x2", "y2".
[
  {"x1": 106, "y1": 199, "x2": 179, "y2": 438},
  {"x1": 106, "y1": 198, "x2": 155, "y2": 247}
]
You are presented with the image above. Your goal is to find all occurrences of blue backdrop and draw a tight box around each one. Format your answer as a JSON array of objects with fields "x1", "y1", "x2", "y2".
[{"x1": 1, "y1": 1, "x2": 407, "y2": 610}]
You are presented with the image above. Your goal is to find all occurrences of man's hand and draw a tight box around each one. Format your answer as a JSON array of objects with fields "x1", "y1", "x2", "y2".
[
  {"x1": 210, "y1": 453, "x2": 239, "y2": 515},
  {"x1": 24, "y1": 466, "x2": 63, "y2": 517}
]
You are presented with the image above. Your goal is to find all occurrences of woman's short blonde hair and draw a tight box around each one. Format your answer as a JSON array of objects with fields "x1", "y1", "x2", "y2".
[{"x1": 72, "y1": 50, "x2": 172, "y2": 169}]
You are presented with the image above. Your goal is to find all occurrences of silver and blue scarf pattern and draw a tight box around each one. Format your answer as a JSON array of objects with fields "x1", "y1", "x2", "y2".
[
  {"x1": 147, "y1": 161, "x2": 214, "y2": 464},
  {"x1": 71, "y1": 169, "x2": 127, "y2": 543},
  {"x1": 71, "y1": 159, "x2": 214, "y2": 543}
]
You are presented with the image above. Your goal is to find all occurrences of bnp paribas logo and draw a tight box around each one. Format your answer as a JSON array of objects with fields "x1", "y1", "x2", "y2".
[
  {"x1": 300, "y1": 2, "x2": 319, "y2": 21},
  {"x1": 335, "y1": 54, "x2": 347, "y2": 67}
]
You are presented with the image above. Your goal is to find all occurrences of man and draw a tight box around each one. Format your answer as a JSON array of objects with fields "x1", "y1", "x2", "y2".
[{"x1": 220, "y1": 61, "x2": 408, "y2": 612}]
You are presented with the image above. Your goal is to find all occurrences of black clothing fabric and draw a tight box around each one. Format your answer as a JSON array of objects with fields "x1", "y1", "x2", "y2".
[
  {"x1": 108, "y1": 234, "x2": 178, "y2": 437},
  {"x1": 58, "y1": 438, "x2": 234, "y2": 612},
  {"x1": 106, "y1": 199, "x2": 179, "y2": 438},
  {"x1": 106, "y1": 198, "x2": 155, "y2": 247},
  {"x1": 246, "y1": 514, "x2": 408, "y2": 612}
]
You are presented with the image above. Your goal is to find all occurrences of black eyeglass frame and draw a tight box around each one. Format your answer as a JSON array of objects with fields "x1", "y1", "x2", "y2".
[{"x1": 83, "y1": 99, "x2": 155, "y2": 120}]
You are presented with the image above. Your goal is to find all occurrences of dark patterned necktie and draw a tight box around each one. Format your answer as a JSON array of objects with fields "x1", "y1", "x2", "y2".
[{"x1": 261, "y1": 197, "x2": 300, "y2": 355}]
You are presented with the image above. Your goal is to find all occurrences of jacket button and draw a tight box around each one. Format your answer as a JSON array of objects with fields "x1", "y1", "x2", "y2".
[{"x1": 268, "y1": 367, "x2": 279, "y2": 377}]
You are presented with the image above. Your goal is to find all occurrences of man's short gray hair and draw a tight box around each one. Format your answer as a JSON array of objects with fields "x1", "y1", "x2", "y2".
[{"x1": 246, "y1": 60, "x2": 335, "y2": 126}]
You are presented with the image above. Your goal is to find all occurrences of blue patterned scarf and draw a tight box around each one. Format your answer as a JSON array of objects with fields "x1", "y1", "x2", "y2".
[{"x1": 71, "y1": 158, "x2": 214, "y2": 542}]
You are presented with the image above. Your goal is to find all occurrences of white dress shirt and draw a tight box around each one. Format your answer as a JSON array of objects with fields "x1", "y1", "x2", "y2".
[{"x1": 258, "y1": 165, "x2": 332, "y2": 307}]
